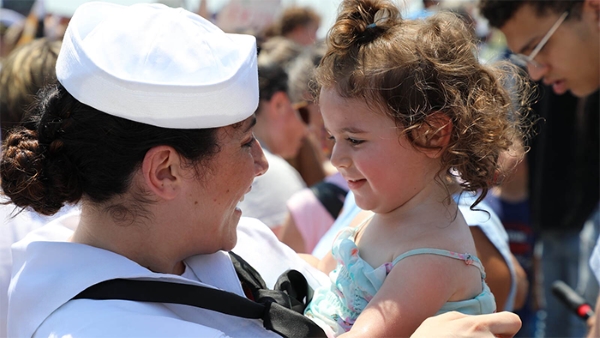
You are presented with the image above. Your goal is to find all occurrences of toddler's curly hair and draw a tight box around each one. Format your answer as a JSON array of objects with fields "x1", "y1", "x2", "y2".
[{"x1": 315, "y1": 0, "x2": 533, "y2": 207}]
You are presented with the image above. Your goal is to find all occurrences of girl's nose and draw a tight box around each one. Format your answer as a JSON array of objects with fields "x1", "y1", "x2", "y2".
[{"x1": 329, "y1": 143, "x2": 350, "y2": 170}]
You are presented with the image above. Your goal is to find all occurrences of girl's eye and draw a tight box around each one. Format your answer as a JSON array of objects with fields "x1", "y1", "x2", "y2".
[
  {"x1": 243, "y1": 136, "x2": 256, "y2": 148},
  {"x1": 327, "y1": 134, "x2": 335, "y2": 142},
  {"x1": 346, "y1": 137, "x2": 364, "y2": 145}
]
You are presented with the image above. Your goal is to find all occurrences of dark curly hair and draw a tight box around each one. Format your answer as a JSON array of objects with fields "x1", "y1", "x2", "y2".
[
  {"x1": 1, "y1": 84, "x2": 220, "y2": 217},
  {"x1": 479, "y1": 0, "x2": 584, "y2": 29},
  {"x1": 315, "y1": 0, "x2": 533, "y2": 208}
]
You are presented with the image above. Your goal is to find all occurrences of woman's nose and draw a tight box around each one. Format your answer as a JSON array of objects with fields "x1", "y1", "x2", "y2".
[{"x1": 253, "y1": 142, "x2": 269, "y2": 177}]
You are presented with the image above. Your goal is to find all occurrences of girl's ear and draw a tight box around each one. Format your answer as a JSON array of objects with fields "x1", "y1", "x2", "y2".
[
  {"x1": 141, "y1": 146, "x2": 182, "y2": 200},
  {"x1": 414, "y1": 112, "x2": 452, "y2": 159}
]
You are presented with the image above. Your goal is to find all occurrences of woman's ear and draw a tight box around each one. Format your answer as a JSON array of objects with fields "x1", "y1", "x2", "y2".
[
  {"x1": 141, "y1": 146, "x2": 182, "y2": 200},
  {"x1": 414, "y1": 112, "x2": 453, "y2": 159}
]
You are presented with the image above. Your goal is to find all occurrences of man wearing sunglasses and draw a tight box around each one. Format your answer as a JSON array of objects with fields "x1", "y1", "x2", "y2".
[{"x1": 479, "y1": 1, "x2": 599, "y2": 337}]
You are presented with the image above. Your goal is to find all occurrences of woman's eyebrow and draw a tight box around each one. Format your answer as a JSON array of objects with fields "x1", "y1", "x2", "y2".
[{"x1": 244, "y1": 116, "x2": 257, "y2": 132}]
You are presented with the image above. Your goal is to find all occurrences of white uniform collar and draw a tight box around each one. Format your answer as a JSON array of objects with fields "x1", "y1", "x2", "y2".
[{"x1": 8, "y1": 213, "x2": 243, "y2": 337}]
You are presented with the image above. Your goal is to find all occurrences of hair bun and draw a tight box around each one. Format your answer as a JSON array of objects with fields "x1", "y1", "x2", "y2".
[
  {"x1": 372, "y1": 8, "x2": 392, "y2": 26},
  {"x1": 328, "y1": 0, "x2": 400, "y2": 57},
  {"x1": 359, "y1": 7, "x2": 394, "y2": 43},
  {"x1": 0, "y1": 128, "x2": 50, "y2": 212}
]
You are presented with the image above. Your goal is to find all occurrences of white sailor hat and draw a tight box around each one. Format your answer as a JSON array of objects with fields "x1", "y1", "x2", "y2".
[{"x1": 56, "y1": 1, "x2": 259, "y2": 129}]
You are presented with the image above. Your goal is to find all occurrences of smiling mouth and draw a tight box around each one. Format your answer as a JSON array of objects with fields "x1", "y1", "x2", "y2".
[
  {"x1": 238, "y1": 186, "x2": 253, "y2": 204},
  {"x1": 347, "y1": 178, "x2": 367, "y2": 188}
]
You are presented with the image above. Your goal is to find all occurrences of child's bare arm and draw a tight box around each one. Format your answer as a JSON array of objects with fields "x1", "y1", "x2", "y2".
[{"x1": 339, "y1": 255, "x2": 460, "y2": 338}]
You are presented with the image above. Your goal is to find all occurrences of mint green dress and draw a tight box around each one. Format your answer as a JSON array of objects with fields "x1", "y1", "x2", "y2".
[{"x1": 304, "y1": 223, "x2": 496, "y2": 336}]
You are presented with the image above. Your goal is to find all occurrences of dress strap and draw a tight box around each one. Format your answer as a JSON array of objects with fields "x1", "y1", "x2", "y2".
[
  {"x1": 391, "y1": 248, "x2": 486, "y2": 279},
  {"x1": 352, "y1": 213, "x2": 375, "y2": 239}
]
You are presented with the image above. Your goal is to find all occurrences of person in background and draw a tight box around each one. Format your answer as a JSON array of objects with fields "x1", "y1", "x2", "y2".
[
  {"x1": 263, "y1": 6, "x2": 321, "y2": 46},
  {"x1": 286, "y1": 41, "x2": 335, "y2": 172},
  {"x1": 300, "y1": 0, "x2": 531, "y2": 335},
  {"x1": 279, "y1": 43, "x2": 348, "y2": 253},
  {"x1": 256, "y1": 36, "x2": 304, "y2": 73},
  {"x1": 236, "y1": 58, "x2": 307, "y2": 237},
  {"x1": 585, "y1": 209, "x2": 600, "y2": 338},
  {"x1": 0, "y1": 37, "x2": 69, "y2": 337},
  {"x1": 0, "y1": 38, "x2": 60, "y2": 136},
  {"x1": 479, "y1": 0, "x2": 599, "y2": 336},
  {"x1": 0, "y1": 7, "x2": 25, "y2": 59},
  {"x1": 484, "y1": 143, "x2": 540, "y2": 337},
  {"x1": 257, "y1": 35, "x2": 328, "y2": 186}
]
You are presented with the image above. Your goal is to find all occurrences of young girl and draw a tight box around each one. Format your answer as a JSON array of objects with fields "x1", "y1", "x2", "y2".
[{"x1": 303, "y1": 0, "x2": 529, "y2": 336}]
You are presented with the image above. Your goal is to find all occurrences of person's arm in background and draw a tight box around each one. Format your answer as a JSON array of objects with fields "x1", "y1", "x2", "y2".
[
  {"x1": 197, "y1": 0, "x2": 209, "y2": 20},
  {"x1": 287, "y1": 135, "x2": 327, "y2": 187},
  {"x1": 586, "y1": 295, "x2": 600, "y2": 338},
  {"x1": 411, "y1": 311, "x2": 522, "y2": 338},
  {"x1": 470, "y1": 227, "x2": 512, "y2": 311},
  {"x1": 512, "y1": 253, "x2": 529, "y2": 310},
  {"x1": 279, "y1": 213, "x2": 307, "y2": 253}
]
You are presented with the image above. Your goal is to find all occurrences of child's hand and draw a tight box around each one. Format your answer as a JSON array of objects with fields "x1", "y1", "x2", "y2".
[{"x1": 411, "y1": 311, "x2": 522, "y2": 338}]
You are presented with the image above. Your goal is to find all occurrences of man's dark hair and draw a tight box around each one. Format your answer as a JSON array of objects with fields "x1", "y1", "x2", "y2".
[
  {"x1": 479, "y1": 0, "x2": 584, "y2": 29},
  {"x1": 257, "y1": 61, "x2": 288, "y2": 102}
]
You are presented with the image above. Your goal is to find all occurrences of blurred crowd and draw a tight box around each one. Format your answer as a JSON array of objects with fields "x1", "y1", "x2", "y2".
[{"x1": 0, "y1": 0, "x2": 598, "y2": 337}]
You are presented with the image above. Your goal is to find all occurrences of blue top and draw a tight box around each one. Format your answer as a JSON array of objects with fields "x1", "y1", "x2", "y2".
[{"x1": 305, "y1": 217, "x2": 496, "y2": 336}]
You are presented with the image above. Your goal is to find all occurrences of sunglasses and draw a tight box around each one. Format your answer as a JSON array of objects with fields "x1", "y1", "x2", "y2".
[{"x1": 509, "y1": 11, "x2": 569, "y2": 69}]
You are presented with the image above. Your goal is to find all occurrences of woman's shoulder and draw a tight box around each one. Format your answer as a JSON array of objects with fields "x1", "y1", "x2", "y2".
[{"x1": 35, "y1": 299, "x2": 232, "y2": 338}]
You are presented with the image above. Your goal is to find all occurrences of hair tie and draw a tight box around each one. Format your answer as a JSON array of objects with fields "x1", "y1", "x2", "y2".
[
  {"x1": 360, "y1": 8, "x2": 393, "y2": 43},
  {"x1": 373, "y1": 8, "x2": 392, "y2": 26}
]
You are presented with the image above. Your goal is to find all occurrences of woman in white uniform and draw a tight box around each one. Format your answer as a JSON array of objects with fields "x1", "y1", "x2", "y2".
[{"x1": 0, "y1": 2, "x2": 521, "y2": 337}]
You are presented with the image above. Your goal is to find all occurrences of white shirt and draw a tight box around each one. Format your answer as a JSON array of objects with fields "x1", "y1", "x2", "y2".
[
  {"x1": 0, "y1": 203, "x2": 77, "y2": 338},
  {"x1": 8, "y1": 214, "x2": 328, "y2": 337},
  {"x1": 237, "y1": 149, "x2": 305, "y2": 228}
]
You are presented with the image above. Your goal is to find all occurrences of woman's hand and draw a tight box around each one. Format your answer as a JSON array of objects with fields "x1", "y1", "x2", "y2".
[{"x1": 411, "y1": 311, "x2": 522, "y2": 338}]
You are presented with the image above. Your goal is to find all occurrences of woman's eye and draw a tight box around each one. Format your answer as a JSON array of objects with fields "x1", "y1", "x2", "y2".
[
  {"x1": 327, "y1": 135, "x2": 335, "y2": 142},
  {"x1": 243, "y1": 136, "x2": 256, "y2": 148}
]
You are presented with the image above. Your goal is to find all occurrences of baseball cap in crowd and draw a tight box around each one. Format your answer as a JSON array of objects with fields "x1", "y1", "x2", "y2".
[{"x1": 56, "y1": 1, "x2": 259, "y2": 129}]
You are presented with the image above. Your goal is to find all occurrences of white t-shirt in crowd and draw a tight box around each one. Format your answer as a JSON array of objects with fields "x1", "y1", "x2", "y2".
[{"x1": 237, "y1": 148, "x2": 305, "y2": 229}]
